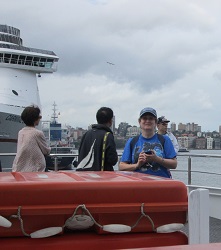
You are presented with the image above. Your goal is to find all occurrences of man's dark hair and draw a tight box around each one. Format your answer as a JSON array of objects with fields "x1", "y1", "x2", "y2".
[
  {"x1": 96, "y1": 107, "x2": 113, "y2": 124},
  {"x1": 21, "y1": 105, "x2": 41, "y2": 126}
]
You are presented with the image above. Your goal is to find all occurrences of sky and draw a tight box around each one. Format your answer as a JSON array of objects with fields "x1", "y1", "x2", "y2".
[{"x1": 2, "y1": 0, "x2": 221, "y2": 132}]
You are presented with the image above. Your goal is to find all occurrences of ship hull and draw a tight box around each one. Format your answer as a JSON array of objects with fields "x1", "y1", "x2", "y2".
[
  {"x1": 0, "y1": 24, "x2": 58, "y2": 170},
  {"x1": 0, "y1": 68, "x2": 41, "y2": 170}
]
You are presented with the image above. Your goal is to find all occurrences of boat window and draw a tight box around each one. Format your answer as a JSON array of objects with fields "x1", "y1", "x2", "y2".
[
  {"x1": 45, "y1": 58, "x2": 54, "y2": 68},
  {"x1": 25, "y1": 56, "x2": 33, "y2": 66},
  {"x1": 18, "y1": 55, "x2": 26, "y2": 65},
  {"x1": 33, "y1": 57, "x2": 40, "y2": 66},
  {"x1": 40, "y1": 58, "x2": 46, "y2": 62},
  {"x1": 4, "y1": 54, "x2": 11, "y2": 63},
  {"x1": 11, "y1": 54, "x2": 19, "y2": 64},
  {"x1": 39, "y1": 57, "x2": 46, "y2": 67}
]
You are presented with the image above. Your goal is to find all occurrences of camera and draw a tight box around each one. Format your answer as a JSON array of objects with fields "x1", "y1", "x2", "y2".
[{"x1": 144, "y1": 150, "x2": 153, "y2": 155}]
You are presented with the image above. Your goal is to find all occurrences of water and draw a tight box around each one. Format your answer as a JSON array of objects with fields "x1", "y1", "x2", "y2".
[
  {"x1": 116, "y1": 149, "x2": 221, "y2": 188},
  {"x1": 174, "y1": 149, "x2": 221, "y2": 188}
]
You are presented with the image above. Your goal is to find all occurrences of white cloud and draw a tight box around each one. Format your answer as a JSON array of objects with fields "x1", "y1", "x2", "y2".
[{"x1": 3, "y1": 0, "x2": 221, "y2": 131}]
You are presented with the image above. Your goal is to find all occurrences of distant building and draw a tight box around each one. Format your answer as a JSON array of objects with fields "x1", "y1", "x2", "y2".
[
  {"x1": 214, "y1": 138, "x2": 221, "y2": 149},
  {"x1": 195, "y1": 138, "x2": 206, "y2": 149},
  {"x1": 186, "y1": 123, "x2": 201, "y2": 132},
  {"x1": 212, "y1": 131, "x2": 220, "y2": 138},
  {"x1": 126, "y1": 126, "x2": 141, "y2": 137},
  {"x1": 219, "y1": 125, "x2": 221, "y2": 136},
  {"x1": 188, "y1": 136, "x2": 196, "y2": 148},
  {"x1": 170, "y1": 122, "x2": 176, "y2": 132},
  {"x1": 177, "y1": 136, "x2": 189, "y2": 149},
  {"x1": 118, "y1": 122, "x2": 129, "y2": 137},
  {"x1": 197, "y1": 132, "x2": 202, "y2": 137},
  {"x1": 178, "y1": 123, "x2": 186, "y2": 132},
  {"x1": 178, "y1": 122, "x2": 201, "y2": 133},
  {"x1": 207, "y1": 137, "x2": 213, "y2": 149}
]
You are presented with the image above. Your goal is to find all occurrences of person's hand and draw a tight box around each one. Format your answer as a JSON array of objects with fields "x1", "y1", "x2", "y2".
[
  {"x1": 143, "y1": 150, "x2": 157, "y2": 162},
  {"x1": 136, "y1": 152, "x2": 147, "y2": 168}
]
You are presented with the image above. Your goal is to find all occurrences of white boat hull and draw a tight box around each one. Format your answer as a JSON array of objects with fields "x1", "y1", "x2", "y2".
[
  {"x1": 0, "y1": 24, "x2": 58, "y2": 170},
  {"x1": 0, "y1": 68, "x2": 41, "y2": 169}
]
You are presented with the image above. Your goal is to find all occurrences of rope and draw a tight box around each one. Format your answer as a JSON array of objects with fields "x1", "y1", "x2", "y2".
[
  {"x1": 10, "y1": 206, "x2": 30, "y2": 237},
  {"x1": 8, "y1": 203, "x2": 156, "y2": 236},
  {"x1": 130, "y1": 203, "x2": 155, "y2": 231},
  {"x1": 64, "y1": 204, "x2": 103, "y2": 229},
  {"x1": 65, "y1": 203, "x2": 155, "y2": 231}
]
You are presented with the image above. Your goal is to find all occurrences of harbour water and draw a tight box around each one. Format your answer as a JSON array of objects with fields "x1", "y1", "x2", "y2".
[
  {"x1": 116, "y1": 149, "x2": 221, "y2": 188},
  {"x1": 174, "y1": 149, "x2": 221, "y2": 188}
]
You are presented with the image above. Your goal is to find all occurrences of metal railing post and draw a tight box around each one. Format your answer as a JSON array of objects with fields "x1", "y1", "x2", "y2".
[
  {"x1": 54, "y1": 156, "x2": 58, "y2": 172},
  {"x1": 188, "y1": 156, "x2": 192, "y2": 185}
]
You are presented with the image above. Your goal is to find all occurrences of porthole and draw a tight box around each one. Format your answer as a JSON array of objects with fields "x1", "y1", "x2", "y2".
[{"x1": 12, "y1": 90, "x2": 18, "y2": 96}]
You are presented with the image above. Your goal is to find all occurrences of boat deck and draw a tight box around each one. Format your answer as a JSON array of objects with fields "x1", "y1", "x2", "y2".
[{"x1": 182, "y1": 217, "x2": 221, "y2": 243}]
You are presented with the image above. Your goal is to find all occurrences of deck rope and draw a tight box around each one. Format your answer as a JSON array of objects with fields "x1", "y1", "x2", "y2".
[
  {"x1": 65, "y1": 203, "x2": 155, "y2": 231},
  {"x1": 64, "y1": 204, "x2": 103, "y2": 229},
  {"x1": 10, "y1": 206, "x2": 30, "y2": 237},
  {"x1": 130, "y1": 203, "x2": 155, "y2": 231},
  {"x1": 9, "y1": 203, "x2": 156, "y2": 236}
]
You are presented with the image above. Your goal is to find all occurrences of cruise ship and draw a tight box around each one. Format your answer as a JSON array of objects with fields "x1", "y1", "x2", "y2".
[{"x1": 0, "y1": 24, "x2": 59, "y2": 169}]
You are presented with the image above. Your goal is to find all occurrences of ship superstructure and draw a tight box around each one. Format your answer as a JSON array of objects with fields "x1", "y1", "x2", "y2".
[{"x1": 0, "y1": 24, "x2": 59, "y2": 169}]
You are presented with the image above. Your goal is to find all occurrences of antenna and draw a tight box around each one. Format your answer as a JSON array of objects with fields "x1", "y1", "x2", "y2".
[{"x1": 51, "y1": 102, "x2": 58, "y2": 124}]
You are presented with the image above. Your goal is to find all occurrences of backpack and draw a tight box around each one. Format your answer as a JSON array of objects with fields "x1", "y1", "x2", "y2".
[{"x1": 130, "y1": 134, "x2": 165, "y2": 153}]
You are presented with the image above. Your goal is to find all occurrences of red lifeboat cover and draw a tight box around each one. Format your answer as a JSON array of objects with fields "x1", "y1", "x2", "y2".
[{"x1": 0, "y1": 171, "x2": 188, "y2": 237}]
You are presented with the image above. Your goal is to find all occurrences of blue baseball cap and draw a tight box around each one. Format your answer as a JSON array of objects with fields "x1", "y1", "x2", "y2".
[{"x1": 139, "y1": 107, "x2": 157, "y2": 118}]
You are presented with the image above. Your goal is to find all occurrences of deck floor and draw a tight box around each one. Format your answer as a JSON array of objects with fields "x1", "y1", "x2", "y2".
[{"x1": 182, "y1": 217, "x2": 221, "y2": 243}]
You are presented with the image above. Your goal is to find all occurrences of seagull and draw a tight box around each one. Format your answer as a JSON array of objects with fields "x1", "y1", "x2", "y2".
[{"x1": 107, "y1": 61, "x2": 115, "y2": 65}]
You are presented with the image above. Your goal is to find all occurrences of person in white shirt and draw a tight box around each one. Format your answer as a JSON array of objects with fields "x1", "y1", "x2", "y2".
[{"x1": 157, "y1": 116, "x2": 179, "y2": 154}]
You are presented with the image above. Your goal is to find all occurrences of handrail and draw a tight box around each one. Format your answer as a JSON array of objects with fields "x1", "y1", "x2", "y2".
[
  {"x1": 177, "y1": 153, "x2": 221, "y2": 158},
  {"x1": 0, "y1": 152, "x2": 220, "y2": 186}
]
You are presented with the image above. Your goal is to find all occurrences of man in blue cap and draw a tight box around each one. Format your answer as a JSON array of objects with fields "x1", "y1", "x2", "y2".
[{"x1": 119, "y1": 107, "x2": 177, "y2": 178}]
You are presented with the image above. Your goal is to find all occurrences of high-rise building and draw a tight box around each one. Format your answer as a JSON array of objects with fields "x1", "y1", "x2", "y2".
[
  {"x1": 219, "y1": 125, "x2": 221, "y2": 136},
  {"x1": 170, "y1": 122, "x2": 176, "y2": 132},
  {"x1": 178, "y1": 123, "x2": 186, "y2": 132},
  {"x1": 186, "y1": 123, "x2": 201, "y2": 132}
]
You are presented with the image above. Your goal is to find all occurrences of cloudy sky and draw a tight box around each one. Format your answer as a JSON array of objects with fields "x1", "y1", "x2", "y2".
[{"x1": 2, "y1": 0, "x2": 221, "y2": 131}]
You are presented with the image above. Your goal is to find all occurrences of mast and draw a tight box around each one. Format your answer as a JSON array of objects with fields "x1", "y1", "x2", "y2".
[{"x1": 51, "y1": 102, "x2": 58, "y2": 124}]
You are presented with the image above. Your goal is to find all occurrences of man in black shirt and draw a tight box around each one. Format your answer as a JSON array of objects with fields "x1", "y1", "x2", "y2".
[{"x1": 76, "y1": 107, "x2": 118, "y2": 171}]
